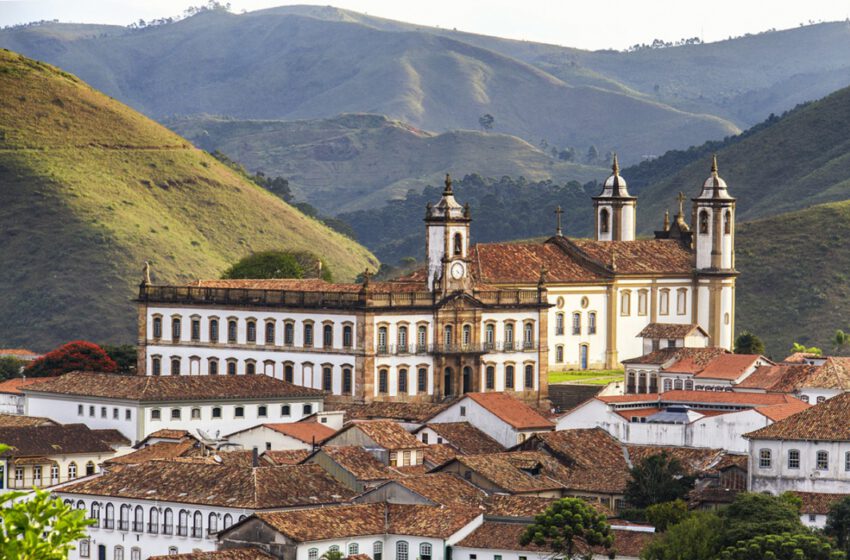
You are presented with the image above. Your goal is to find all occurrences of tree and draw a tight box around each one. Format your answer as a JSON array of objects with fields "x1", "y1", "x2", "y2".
[
  {"x1": 645, "y1": 500, "x2": 688, "y2": 532},
  {"x1": 24, "y1": 341, "x2": 117, "y2": 378},
  {"x1": 320, "y1": 551, "x2": 344, "y2": 560},
  {"x1": 734, "y1": 331, "x2": 765, "y2": 354},
  {"x1": 223, "y1": 251, "x2": 304, "y2": 280},
  {"x1": 478, "y1": 113, "x2": 495, "y2": 131},
  {"x1": 642, "y1": 511, "x2": 724, "y2": 560},
  {"x1": 834, "y1": 330, "x2": 849, "y2": 354},
  {"x1": 519, "y1": 497, "x2": 613, "y2": 559},
  {"x1": 101, "y1": 344, "x2": 137, "y2": 374},
  {"x1": 624, "y1": 452, "x2": 695, "y2": 509},
  {"x1": 718, "y1": 532, "x2": 845, "y2": 560},
  {"x1": 791, "y1": 342, "x2": 823, "y2": 356},
  {"x1": 0, "y1": 445, "x2": 94, "y2": 559},
  {"x1": 718, "y1": 492, "x2": 805, "y2": 548},
  {"x1": 826, "y1": 496, "x2": 850, "y2": 555},
  {"x1": 0, "y1": 357, "x2": 25, "y2": 380}
]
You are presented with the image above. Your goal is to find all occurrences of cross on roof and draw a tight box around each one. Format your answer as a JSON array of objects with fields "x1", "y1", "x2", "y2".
[{"x1": 554, "y1": 206, "x2": 563, "y2": 236}]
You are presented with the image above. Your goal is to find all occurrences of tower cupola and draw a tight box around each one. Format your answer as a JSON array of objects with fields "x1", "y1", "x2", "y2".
[
  {"x1": 593, "y1": 154, "x2": 637, "y2": 241},
  {"x1": 425, "y1": 174, "x2": 472, "y2": 294}
]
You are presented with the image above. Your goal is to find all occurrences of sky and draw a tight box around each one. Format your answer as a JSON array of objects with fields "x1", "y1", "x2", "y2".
[{"x1": 0, "y1": 0, "x2": 849, "y2": 50}]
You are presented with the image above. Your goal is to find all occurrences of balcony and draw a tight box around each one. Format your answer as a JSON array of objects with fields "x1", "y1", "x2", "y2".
[
  {"x1": 376, "y1": 342, "x2": 540, "y2": 355},
  {"x1": 162, "y1": 524, "x2": 173, "y2": 536},
  {"x1": 192, "y1": 527, "x2": 203, "y2": 538},
  {"x1": 104, "y1": 519, "x2": 115, "y2": 530},
  {"x1": 118, "y1": 520, "x2": 129, "y2": 531},
  {"x1": 133, "y1": 522, "x2": 144, "y2": 532},
  {"x1": 148, "y1": 523, "x2": 159, "y2": 534},
  {"x1": 177, "y1": 526, "x2": 188, "y2": 537}
]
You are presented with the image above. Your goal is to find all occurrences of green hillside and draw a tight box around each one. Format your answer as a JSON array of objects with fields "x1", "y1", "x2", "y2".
[
  {"x1": 631, "y1": 82, "x2": 850, "y2": 231},
  {"x1": 0, "y1": 10, "x2": 737, "y2": 164},
  {"x1": 0, "y1": 50, "x2": 377, "y2": 351},
  {"x1": 167, "y1": 114, "x2": 604, "y2": 214}
]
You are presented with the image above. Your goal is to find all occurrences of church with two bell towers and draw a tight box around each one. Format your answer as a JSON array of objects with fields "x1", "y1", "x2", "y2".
[{"x1": 135, "y1": 157, "x2": 736, "y2": 403}]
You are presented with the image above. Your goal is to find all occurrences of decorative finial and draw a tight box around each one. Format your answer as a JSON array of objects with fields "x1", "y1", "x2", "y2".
[
  {"x1": 612, "y1": 153, "x2": 619, "y2": 176},
  {"x1": 677, "y1": 191, "x2": 686, "y2": 216},
  {"x1": 711, "y1": 154, "x2": 718, "y2": 174},
  {"x1": 142, "y1": 260, "x2": 152, "y2": 285},
  {"x1": 361, "y1": 268, "x2": 371, "y2": 289},
  {"x1": 463, "y1": 202, "x2": 471, "y2": 218},
  {"x1": 610, "y1": 250, "x2": 617, "y2": 272},
  {"x1": 554, "y1": 206, "x2": 564, "y2": 236},
  {"x1": 663, "y1": 210, "x2": 670, "y2": 232},
  {"x1": 443, "y1": 173, "x2": 453, "y2": 195},
  {"x1": 538, "y1": 265, "x2": 548, "y2": 287}
]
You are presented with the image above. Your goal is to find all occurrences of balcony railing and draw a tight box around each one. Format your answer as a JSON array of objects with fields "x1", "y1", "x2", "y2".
[
  {"x1": 177, "y1": 525, "x2": 188, "y2": 537},
  {"x1": 133, "y1": 522, "x2": 144, "y2": 532},
  {"x1": 192, "y1": 527, "x2": 203, "y2": 538},
  {"x1": 148, "y1": 523, "x2": 159, "y2": 534},
  {"x1": 104, "y1": 519, "x2": 115, "y2": 530},
  {"x1": 376, "y1": 342, "x2": 540, "y2": 355},
  {"x1": 162, "y1": 524, "x2": 173, "y2": 536},
  {"x1": 118, "y1": 520, "x2": 129, "y2": 531}
]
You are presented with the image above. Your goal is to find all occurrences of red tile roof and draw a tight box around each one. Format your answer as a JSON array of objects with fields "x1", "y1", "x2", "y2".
[
  {"x1": 0, "y1": 424, "x2": 114, "y2": 457},
  {"x1": 791, "y1": 491, "x2": 846, "y2": 514},
  {"x1": 422, "y1": 422, "x2": 505, "y2": 455},
  {"x1": 599, "y1": 390, "x2": 803, "y2": 407},
  {"x1": 328, "y1": 420, "x2": 426, "y2": 450},
  {"x1": 327, "y1": 401, "x2": 450, "y2": 423},
  {"x1": 0, "y1": 414, "x2": 57, "y2": 427},
  {"x1": 0, "y1": 377, "x2": 54, "y2": 395},
  {"x1": 622, "y1": 347, "x2": 728, "y2": 366},
  {"x1": 422, "y1": 443, "x2": 459, "y2": 467},
  {"x1": 391, "y1": 473, "x2": 487, "y2": 506},
  {"x1": 690, "y1": 354, "x2": 762, "y2": 380},
  {"x1": 262, "y1": 449, "x2": 311, "y2": 465},
  {"x1": 464, "y1": 393, "x2": 554, "y2": 430},
  {"x1": 149, "y1": 549, "x2": 273, "y2": 560},
  {"x1": 471, "y1": 242, "x2": 605, "y2": 284},
  {"x1": 442, "y1": 452, "x2": 569, "y2": 493},
  {"x1": 755, "y1": 400, "x2": 812, "y2": 422},
  {"x1": 316, "y1": 446, "x2": 397, "y2": 481},
  {"x1": 260, "y1": 422, "x2": 336, "y2": 444},
  {"x1": 105, "y1": 440, "x2": 200, "y2": 465},
  {"x1": 746, "y1": 392, "x2": 850, "y2": 441},
  {"x1": 636, "y1": 323, "x2": 706, "y2": 339}
]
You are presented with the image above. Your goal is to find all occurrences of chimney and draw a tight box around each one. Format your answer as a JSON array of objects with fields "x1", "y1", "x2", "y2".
[{"x1": 252, "y1": 447, "x2": 259, "y2": 468}]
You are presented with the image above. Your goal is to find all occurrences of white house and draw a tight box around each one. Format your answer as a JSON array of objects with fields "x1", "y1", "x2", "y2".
[
  {"x1": 425, "y1": 392, "x2": 554, "y2": 447},
  {"x1": 22, "y1": 372, "x2": 325, "y2": 443},
  {"x1": 736, "y1": 357, "x2": 850, "y2": 404},
  {"x1": 558, "y1": 390, "x2": 809, "y2": 452},
  {"x1": 226, "y1": 422, "x2": 336, "y2": 452},
  {"x1": 636, "y1": 323, "x2": 710, "y2": 355},
  {"x1": 0, "y1": 377, "x2": 52, "y2": 415},
  {"x1": 55, "y1": 460, "x2": 355, "y2": 559}
]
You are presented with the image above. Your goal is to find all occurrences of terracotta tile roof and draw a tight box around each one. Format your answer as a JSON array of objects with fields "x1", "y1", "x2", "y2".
[
  {"x1": 317, "y1": 446, "x2": 397, "y2": 481},
  {"x1": 621, "y1": 347, "x2": 728, "y2": 366},
  {"x1": 689, "y1": 354, "x2": 763, "y2": 380},
  {"x1": 808, "y1": 358, "x2": 850, "y2": 390},
  {"x1": 464, "y1": 393, "x2": 554, "y2": 430},
  {"x1": 105, "y1": 440, "x2": 200, "y2": 465},
  {"x1": 484, "y1": 495, "x2": 557, "y2": 518},
  {"x1": 608, "y1": 529, "x2": 657, "y2": 558},
  {"x1": 0, "y1": 349, "x2": 40, "y2": 359},
  {"x1": 568, "y1": 238, "x2": 693, "y2": 275},
  {"x1": 529, "y1": 428, "x2": 627, "y2": 470},
  {"x1": 714, "y1": 453, "x2": 749, "y2": 471},
  {"x1": 791, "y1": 492, "x2": 846, "y2": 514},
  {"x1": 746, "y1": 392, "x2": 850, "y2": 441},
  {"x1": 422, "y1": 443, "x2": 459, "y2": 467},
  {"x1": 598, "y1": 390, "x2": 803, "y2": 407},
  {"x1": 91, "y1": 429, "x2": 131, "y2": 447},
  {"x1": 263, "y1": 449, "x2": 311, "y2": 465},
  {"x1": 254, "y1": 503, "x2": 481, "y2": 541},
  {"x1": 149, "y1": 548, "x2": 274, "y2": 560},
  {"x1": 471, "y1": 241, "x2": 605, "y2": 284},
  {"x1": 783, "y1": 352, "x2": 823, "y2": 363},
  {"x1": 187, "y1": 278, "x2": 427, "y2": 294},
  {"x1": 0, "y1": 414, "x2": 57, "y2": 427},
  {"x1": 0, "y1": 376, "x2": 54, "y2": 394},
  {"x1": 257, "y1": 422, "x2": 336, "y2": 444},
  {"x1": 444, "y1": 452, "x2": 567, "y2": 493},
  {"x1": 392, "y1": 473, "x2": 487, "y2": 506},
  {"x1": 422, "y1": 422, "x2": 505, "y2": 455},
  {"x1": 636, "y1": 323, "x2": 705, "y2": 339},
  {"x1": 59, "y1": 462, "x2": 353, "y2": 508},
  {"x1": 23, "y1": 372, "x2": 324, "y2": 401},
  {"x1": 736, "y1": 364, "x2": 817, "y2": 391},
  {"x1": 330, "y1": 420, "x2": 426, "y2": 450},
  {"x1": 146, "y1": 429, "x2": 193, "y2": 440},
  {"x1": 326, "y1": 401, "x2": 450, "y2": 423},
  {"x1": 0, "y1": 424, "x2": 114, "y2": 457},
  {"x1": 755, "y1": 400, "x2": 812, "y2": 422},
  {"x1": 625, "y1": 446, "x2": 726, "y2": 476}
]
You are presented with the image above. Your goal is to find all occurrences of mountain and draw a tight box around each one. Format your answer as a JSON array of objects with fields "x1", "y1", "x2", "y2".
[
  {"x1": 628, "y1": 82, "x2": 850, "y2": 232},
  {"x1": 0, "y1": 49, "x2": 376, "y2": 351},
  {"x1": 166, "y1": 113, "x2": 604, "y2": 214},
  {"x1": 0, "y1": 8, "x2": 738, "y2": 164}
]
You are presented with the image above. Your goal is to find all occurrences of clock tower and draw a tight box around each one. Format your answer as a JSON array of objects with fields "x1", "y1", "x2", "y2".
[{"x1": 425, "y1": 174, "x2": 472, "y2": 295}]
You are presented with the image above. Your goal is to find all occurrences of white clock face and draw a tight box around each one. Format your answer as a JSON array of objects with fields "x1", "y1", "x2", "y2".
[{"x1": 451, "y1": 262, "x2": 465, "y2": 280}]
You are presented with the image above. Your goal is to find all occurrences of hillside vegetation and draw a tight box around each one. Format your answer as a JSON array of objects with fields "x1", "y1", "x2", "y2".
[
  {"x1": 0, "y1": 50, "x2": 376, "y2": 350},
  {"x1": 0, "y1": 9, "x2": 738, "y2": 164},
  {"x1": 167, "y1": 114, "x2": 603, "y2": 213}
]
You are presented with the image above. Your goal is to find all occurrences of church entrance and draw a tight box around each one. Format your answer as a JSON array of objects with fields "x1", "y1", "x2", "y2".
[
  {"x1": 462, "y1": 366, "x2": 472, "y2": 393},
  {"x1": 444, "y1": 367, "x2": 453, "y2": 397}
]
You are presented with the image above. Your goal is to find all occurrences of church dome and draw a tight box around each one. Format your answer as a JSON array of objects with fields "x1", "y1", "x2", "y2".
[
  {"x1": 427, "y1": 174, "x2": 467, "y2": 220},
  {"x1": 597, "y1": 155, "x2": 634, "y2": 198},
  {"x1": 696, "y1": 155, "x2": 734, "y2": 200}
]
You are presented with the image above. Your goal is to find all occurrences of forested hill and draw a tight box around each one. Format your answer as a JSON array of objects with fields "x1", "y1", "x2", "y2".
[{"x1": 0, "y1": 50, "x2": 376, "y2": 350}]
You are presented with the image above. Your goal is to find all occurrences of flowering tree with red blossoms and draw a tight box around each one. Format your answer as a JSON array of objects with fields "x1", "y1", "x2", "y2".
[{"x1": 25, "y1": 341, "x2": 118, "y2": 378}]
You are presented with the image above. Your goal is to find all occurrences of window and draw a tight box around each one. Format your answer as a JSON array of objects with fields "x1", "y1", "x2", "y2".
[
  {"x1": 599, "y1": 208, "x2": 610, "y2": 234},
  {"x1": 800, "y1": 395, "x2": 810, "y2": 403},
  {"x1": 223, "y1": 513, "x2": 232, "y2": 529},
  {"x1": 398, "y1": 368, "x2": 408, "y2": 393},
  {"x1": 304, "y1": 404, "x2": 313, "y2": 415},
  {"x1": 555, "y1": 313, "x2": 564, "y2": 335},
  {"x1": 33, "y1": 465, "x2": 42, "y2": 484},
  {"x1": 418, "y1": 367, "x2": 427, "y2": 393},
  {"x1": 398, "y1": 325, "x2": 409, "y2": 351},
  {"x1": 349, "y1": 544, "x2": 359, "y2": 556},
  {"x1": 80, "y1": 539, "x2": 90, "y2": 558},
  {"x1": 460, "y1": 406, "x2": 466, "y2": 417},
  {"x1": 308, "y1": 549, "x2": 319, "y2": 560},
  {"x1": 208, "y1": 357, "x2": 219, "y2": 375},
  {"x1": 817, "y1": 396, "x2": 827, "y2": 404},
  {"x1": 505, "y1": 365, "x2": 515, "y2": 389},
  {"x1": 454, "y1": 232, "x2": 463, "y2": 255},
  {"x1": 759, "y1": 449, "x2": 772, "y2": 469},
  {"x1": 177, "y1": 510, "x2": 189, "y2": 536},
  {"x1": 284, "y1": 363, "x2": 294, "y2": 383},
  {"x1": 462, "y1": 324, "x2": 472, "y2": 347},
  {"x1": 524, "y1": 322, "x2": 534, "y2": 348},
  {"x1": 572, "y1": 312, "x2": 581, "y2": 335},
  {"x1": 171, "y1": 408, "x2": 181, "y2": 420},
  {"x1": 282, "y1": 322, "x2": 294, "y2": 345},
  {"x1": 209, "y1": 318, "x2": 219, "y2": 342},
  {"x1": 90, "y1": 502, "x2": 100, "y2": 527},
  {"x1": 234, "y1": 406, "x2": 244, "y2": 418},
  {"x1": 724, "y1": 210, "x2": 732, "y2": 234},
  {"x1": 189, "y1": 407, "x2": 201, "y2": 420},
  {"x1": 151, "y1": 356, "x2": 161, "y2": 376},
  {"x1": 486, "y1": 366, "x2": 495, "y2": 390},
  {"x1": 131, "y1": 548, "x2": 141, "y2": 560},
  {"x1": 163, "y1": 508, "x2": 173, "y2": 535},
  {"x1": 245, "y1": 320, "x2": 257, "y2": 343},
  {"x1": 89, "y1": 405, "x2": 95, "y2": 417},
  {"x1": 329, "y1": 546, "x2": 340, "y2": 554},
  {"x1": 638, "y1": 290, "x2": 648, "y2": 316},
  {"x1": 124, "y1": 408, "x2": 131, "y2": 420},
  {"x1": 171, "y1": 317, "x2": 181, "y2": 341},
  {"x1": 14, "y1": 467, "x2": 22, "y2": 483},
  {"x1": 192, "y1": 511, "x2": 203, "y2": 538},
  {"x1": 555, "y1": 345, "x2": 564, "y2": 363},
  {"x1": 845, "y1": 451, "x2": 850, "y2": 472},
  {"x1": 78, "y1": 404, "x2": 83, "y2": 416},
  {"x1": 379, "y1": 369, "x2": 389, "y2": 393},
  {"x1": 420, "y1": 543, "x2": 432, "y2": 560},
  {"x1": 114, "y1": 546, "x2": 124, "y2": 560},
  {"x1": 504, "y1": 323, "x2": 514, "y2": 350},
  {"x1": 208, "y1": 512, "x2": 218, "y2": 535},
  {"x1": 484, "y1": 323, "x2": 496, "y2": 349},
  {"x1": 191, "y1": 318, "x2": 200, "y2": 341},
  {"x1": 304, "y1": 323, "x2": 314, "y2": 347},
  {"x1": 168, "y1": 548, "x2": 178, "y2": 555},
  {"x1": 525, "y1": 365, "x2": 534, "y2": 389},
  {"x1": 149, "y1": 507, "x2": 159, "y2": 533},
  {"x1": 280, "y1": 404, "x2": 290, "y2": 416},
  {"x1": 444, "y1": 325, "x2": 453, "y2": 349},
  {"x1": 378, "y1": 326, "x2": 388, "y2": 353},
  {"x1": 343, "y1": 325, "x2": 353, "y2": 348},
  {"x1": 227, "y1": 360, "x2": 237, "y2": 375},
  {"x1": 152, "y1": 316, "x2": 162, "y2": 338},
  {"x1": 588, "y1": 312, "x2": 597, "y2": 335},
  {"x1": 817, "y1": 451, "x2": 829, "y2": 470},
  {"x1": 323, "y1": 324, "x2": 334, "y2": 348},
  {"x1": 211, "y1": 407, "x2": 222, "y2": 419},
  {"x1": 265, "y1": 321, "x2": 275, "y2": 345},
  {"x1": 151, "y1": 408, "x2": 161, "y2": 421},
  {"x1": 170, "y1": 357, "x2": 181, "y2": 376},
  {"x1": 417, "y1": 325, "x2": 427, "y2": 351},
  {"x1": 699, "y1": 210, "x2": 709, "y2": 234},
  {"x1": 322, "y1": 366, "x2": 333, "y2": 391},
  {"x1": 101, "y1": 406, "x2": 107, "y2": 418},
  {"x1": 373, "y1": 541, "x2": 383, "y2": 560},
  {"x1": 397, "y1": 541, "x2": 409, "y2": 560},
  {"x1": 659, "y1": 289, "x2": 670, "y2": 316},
  {"x1": 50, "y1": 465, "x2": 59, "y2": 482},
  {"x1": 228, "y1": 319, "x2": 238, "y2": 342},
  {"x1": 663, "y1": 379, "x2": 672, "y2": 392},
  {"x1": 620, "y1": 291, "x2": 631, "y2": 316},
  {"x1": 68, "y1": 462, "x2": 77, "y2": 479},
  {"x1": 105, "y1": 503, "x2": 115, "y2": 529},
  {"x1": 246, "y1": 360, "x2": 256, "y2": 375},
  {"x1": 677, "y1": 289, "x2": 687, "y2": 315},
  {"x1": 133, "y1": 506, "x2": 144, "y2": 532},
  {"x1": 343, "y1": 367, "x2": 353, "y2": 394},
  {"x1": 113, "y1": 407, "x2": 119, "y2": 419}
]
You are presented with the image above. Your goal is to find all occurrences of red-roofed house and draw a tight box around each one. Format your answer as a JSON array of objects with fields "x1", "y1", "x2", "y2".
[
  {"x1": 226, "y1": 422, "x2": 337, "y2": 452},
  {"x1": 426, "y1": 392, "x2": 554, "y2": 447},
  {"x1": 0, "y1": 376, "x2": 52, "y2": 415}
]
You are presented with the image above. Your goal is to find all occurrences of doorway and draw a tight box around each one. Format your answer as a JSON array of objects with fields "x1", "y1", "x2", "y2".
[
  {"x1": 462, "y1": 366, "x2": 472, "y2": 393},
  {"x1": 444, "y1": 367, "x2": 453, "y2": 397}
]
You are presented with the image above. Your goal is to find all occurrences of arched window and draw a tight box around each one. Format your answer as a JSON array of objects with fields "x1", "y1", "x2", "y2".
[
  {"x1": 343, "y1": 367, "x2": 353, "y2": 394},
  {"x1": 133, "y1": 506, "x2": 143, "y2": 532},
  {"x1": 191, "y1": 407, "x2": 201, "y2": 420},
  {"x1": 227, "y1": 359, "x2": 237, "y2": 375},
  {"x1": 417, "y1": 325, "x2": 427, "y2": 351},
  {"x1": 322, "y1": 366, "x2": 333, "y2": 391},
  {"x1": 284, "y1": 322, "x2": 294, "y2": 345},
  {"x1": 373, "y1": 541, "x2": 383, "y2": 560},
  {"x1": 663, "y1": 379, "x2": 672, "y2": 392},
  {"x1": 588, "y1": 312, "x2": 597, "y2": 335},
  {"x1": 171, "y1": 316, "x2": 181, "y2": 341},
  {"x1": 845, "y1": 451, "x2": 850, "y2": 472},
  {"x1": 572, "y1": 313, "x2": 581, "y2": 335},
  {"x1": 119, "y1": 504, "x2": 130, "y2": 531},
  {"x1": 131, "y1": 548, "x2": 141, "y2": 560},
  {"x1": 787, "y1": 449, "x2": 801, "y2": 469},
  {"x1": 555, "y1": 345, "x2": 564, "y2": 363},
  {"x1": 398, "y1": 325, "x2": 409, "y2": 351},
  {"x1": 684, "y1": 380, "x2": 694, "y2": 390},
  {"x1": 68, "y1": 462, "x2": 77, "y2": 479},
  {"x1": 149, "y1": 507, "x2": 159, "y2": 534},
  {"x1": 177, "y1": 509, "x2": 189, "y2": 536},
  {"x1": 208, "y1": 357, "x2": 219, "y2": 375},
  {"x1": 674, "y1": 378, "x2": 683, "y2": 390},
  {"x1": 209, "y1": 318, "x2": 219, "y2": 342},
  {"x1": 168, "y1": 548, "x2": 178, "y2": 556},
  {"x1": 504, "y1": 323, "x2": 514, "y2": 350},
  {"x1": 152, "y1": 316, "x2": 162, "y2": 338},
  {"x1": 104, "y1": 503, "x2": 115, "y2": 529},
  {"x1": 699, "y1": 210, "x2": 709, "y2": 234},
  {"x1": 265, "y1": 321, "x2": 275, "y2": 345},
  {"x1": 677, "y1": 289, "x2": 687, "y2": 315},
  {"x1": 211, "y1": 406, "x2": 222, "y2": 419},
  {"x1": 638, "y1": 290, "x2": 648, "y2": 316},
  {"x1": 170, "y1": 357, "x2": 181, "y2": 376},
  {"x1": 192, "y1": 511, "x2": 203, "y2": 538},
  {"x1": 620, "y1": 291, "x2": 631, "y2": 316},
  {"x1": 223, "y1": 513, "x2": 233, "y2": 529},
  {"x1": 303, "y1": 323, "x2": 314, "y2": 347},
  {"x1": 724, "y1": 210, "x2": 731, "y2": 234},
  {"x1": 506, "y1": 365, "x2": 515, "y2": 389},
  {"x1": 525, "y1": 365, "x2": 534, "y2": 389},
  {"x1": 151, "y1": 356, "x2": 161, "y2": 376},
  {"x1": 171, "y1": 408, "x2": 181, "y2": 420},
  {"x1": 417, "y1": 367, "x2": 427, "y2": 393},
  {"x1": 329, "y1": 546, "x2": 340, "y2": 554},
  {"x1": 420, "y1": 543, "x2": 433, "y2": 560},
  {"x1": 191, "y1": 317, "x2": 201, "y2": 341},
  {"x1": 453, "y1": 233, "x2": 463, "y2": 255},
  {"x1": 555, "y1": 313, "x2": 564, "y2": 335},
  {"x1": 800, "y1": 395, "x2": 810, "y2": 403},
  {"x1": 281, "y1": 404, "x2": 291, "y2": 416},
  {"x1": 227, "y1": 319, "x2": 238, "y2": 342},
  {"x1": 600, "y1": 208, "x2": 610, "y2": 234},
  {"x1": 163, "y1": 508, "x2": 173, "y2": 535},
  {"x1": 817, "y1": 396, "x2": 827, "y2": 404},
  {"x1": 397, "y1": 541, "x2": 409, "y2": 560},
  {"x1": 444, "y1": 325, "x2": 453, "y2": 349},
  {"x1": 246, "y1": 360, "x2": 256, "y2": 375},
  {"x1": 349, "y1": 544, "x2": 359, "y2": 556},
  {"x1": 377, "y1": 326, "x2": 388, "y2": 353},
  {"x1": 659, "y1": 289, "x2": 670, "y2": 315},
  {"x1": 343, "y1": 325, "x2": 353, "y2": 348},
  {"x1": 308, "y1": 549, "x2": 319, "y2": 560},
  {"x1": 114, "y1": 545, "x2": 124, "y2": 560},
  {"x1": 208, "y1": 512, "x2": 218, "y2": 535},
  {"x1": 379, "y1": 369, "x2": 389, "y2": 394},
  {"x1": 524, "y1": 322, "x2": 534, "y2": 348},
  {"x1": 90, "y1": 502, "x2": 101, "y2": 527},
  {"x1": 817, "y1": 451, "x2": 829, "y2": 470},
  {"x1": 323, "y1": 324, "x2": 333, "y2": 348},
  {"x1": 462, "y1": 324, "x2": 472, "y2": 348},
  {"x1": 486, "y1": 366, "x2": 495, "y2": 390},
  {"x1": 86, "y1": 461, "x2": 95, "y2": 476},
  {"x1": 398, "y1": 368, "x2": 408, "y2": 394},
  {"x1": 304, "y1": 404, "x2": 313, "y2": 415},
  {"x1": 759, "y1": 449, "x2": 772, "y2": 469},
  {"x1": 284, "y1": 363, "x2": 294, "y2": 383}
]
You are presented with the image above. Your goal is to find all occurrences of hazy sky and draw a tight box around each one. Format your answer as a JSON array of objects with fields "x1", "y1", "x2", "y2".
[{"x1": 1, "y1": 0, "x2": 849, "y2": 50}]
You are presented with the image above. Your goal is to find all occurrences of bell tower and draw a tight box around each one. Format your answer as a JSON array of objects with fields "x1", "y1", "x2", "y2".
[
  {"x1": 692, "y1": 155, "x2": 736, "y2": 350},
  {"x1": 593, "y1": 155, "x2": 637, "y2": 241},
  {"x1": 425, "y1": 174, "x2": 472, "y2": 295}
]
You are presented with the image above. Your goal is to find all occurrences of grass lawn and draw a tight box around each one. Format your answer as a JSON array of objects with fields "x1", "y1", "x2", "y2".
[{"x1": 549, "y1": 369, "x2": 624, "y2": 385}]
